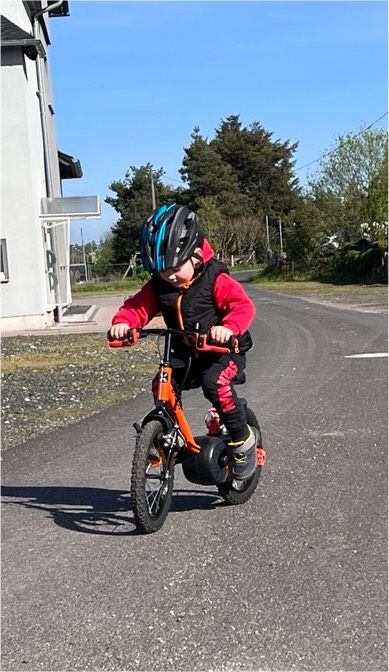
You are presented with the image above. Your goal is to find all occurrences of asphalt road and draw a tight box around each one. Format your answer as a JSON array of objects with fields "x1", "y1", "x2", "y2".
[{"x1": 1, "y1": 287, "x2": 388, "y2": 672}]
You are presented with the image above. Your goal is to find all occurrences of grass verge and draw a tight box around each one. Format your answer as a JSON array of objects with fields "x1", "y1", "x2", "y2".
[
  {"x1": 71, "y1": 278, "x2": 144, "y2": 296},
  {"x1": 1, "y1": 334, "x2": 159, "y2": 450},
  {"x1": 251, "y1": 277, "x2": 388, "y2": 307}
]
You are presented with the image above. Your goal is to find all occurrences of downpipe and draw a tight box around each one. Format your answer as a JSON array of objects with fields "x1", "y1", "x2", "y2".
[{"x1": 33, "y1": 1, "x2": 65, "y2": 322}]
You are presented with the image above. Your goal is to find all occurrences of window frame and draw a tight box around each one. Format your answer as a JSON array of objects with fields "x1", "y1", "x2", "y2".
[{"x1": 1, "y1": 238, "x2": 10, "y2": 283}]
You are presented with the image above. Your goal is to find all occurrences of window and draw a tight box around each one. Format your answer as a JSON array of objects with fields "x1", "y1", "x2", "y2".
[{"x1": 1, "y1": 239, "x2": 9, "y2": 282}]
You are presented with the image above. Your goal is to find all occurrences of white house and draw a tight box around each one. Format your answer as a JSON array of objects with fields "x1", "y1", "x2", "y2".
[{"x1": 1, "y1": 0, "x2": 100, "y2": 331}]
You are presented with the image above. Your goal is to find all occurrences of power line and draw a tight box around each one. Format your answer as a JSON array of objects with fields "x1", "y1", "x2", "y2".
[
  {"x1": 161, "y1": 111, "x2": 388, "y2": 184},
  {"x1": 295, "y1": 112, "x2": 388, "y2": 173},
  {"x1": 165, "y1": 175, "x2": 185, "y2": 185}
]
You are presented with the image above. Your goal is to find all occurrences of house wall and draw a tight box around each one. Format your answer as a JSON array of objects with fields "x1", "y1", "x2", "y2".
[{"x1": 1, "y1": 0, "x2": 64, "y2": 330}]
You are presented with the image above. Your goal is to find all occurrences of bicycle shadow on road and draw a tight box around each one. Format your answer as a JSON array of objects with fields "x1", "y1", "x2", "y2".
[
  {"x1": 171, "y1": 488, "x2": 222, "y2": 512},
  {"x1": 1, "y1": 485, "x2": 223, "y2": 536}
]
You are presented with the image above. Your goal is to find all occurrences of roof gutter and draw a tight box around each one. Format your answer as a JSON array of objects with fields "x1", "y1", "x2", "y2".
[
  {"x1": 2, "y1": 38, "x2": 46, "y2": 57},
  {"x1": 32, "y1": 0, "x2": 65, "y2": 198}
]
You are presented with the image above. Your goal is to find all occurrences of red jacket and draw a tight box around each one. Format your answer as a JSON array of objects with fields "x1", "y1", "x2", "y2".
[{"x1": 111, "y1": 240, "x2": 256, "y2": 337}]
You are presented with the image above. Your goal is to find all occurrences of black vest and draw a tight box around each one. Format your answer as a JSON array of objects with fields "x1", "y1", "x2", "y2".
[{"x1": 151, "y1": 259, "x2": 253, "y2": 358}]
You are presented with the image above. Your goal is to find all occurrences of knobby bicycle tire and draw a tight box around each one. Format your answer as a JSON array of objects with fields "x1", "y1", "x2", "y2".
[
  {"x1": 131, "y1": 420, "x2": 175, "y2": 533},
  {"x1": 217, "y1": 407, "x2": 263, "y2": 505}
]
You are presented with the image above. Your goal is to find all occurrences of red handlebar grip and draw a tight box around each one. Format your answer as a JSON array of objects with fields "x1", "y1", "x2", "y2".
[
  {"x1": 197, "y1": 343, "x2": 231, "y2": 354},
  {"x1": 106, "y1": 340, "x2": 131, "y2": 348},
  {"x1": 106, "y1": 328, "x2": 139, "y2": 348},
  {"x1": 195, "y1": 334, "x2": 232, "y2": 354}
]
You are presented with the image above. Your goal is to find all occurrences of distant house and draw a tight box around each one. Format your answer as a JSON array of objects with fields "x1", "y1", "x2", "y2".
[{"x1": 1, "y1": 0, "x2": 100, "y2": 331}]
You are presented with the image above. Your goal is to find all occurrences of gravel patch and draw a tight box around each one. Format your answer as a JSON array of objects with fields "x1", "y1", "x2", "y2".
[{"x1": 1, "y1": 334, "x2": 160, "y2": 450}]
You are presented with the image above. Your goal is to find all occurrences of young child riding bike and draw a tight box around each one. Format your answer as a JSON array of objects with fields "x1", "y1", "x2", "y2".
[{"x1": 109, "y1": 203, "x2": 258, "y2": 480}]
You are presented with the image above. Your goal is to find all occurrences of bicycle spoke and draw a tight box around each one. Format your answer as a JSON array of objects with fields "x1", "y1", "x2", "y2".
[
  {"x1": 146, "y1": 484, "x2": 162, "y2": 514},
  {"x1": 131, "y1": 420, "x2": 175, "y2": 532},
  {"x1": 145, "y1": 463, "x2": 162, "y2": 513}
]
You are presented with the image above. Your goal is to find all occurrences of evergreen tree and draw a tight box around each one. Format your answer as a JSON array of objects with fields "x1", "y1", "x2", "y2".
[
  {"x1": 106, "y1": 116, "x2": 302, "y2": 266},
  {"x1": 106, "y1": 164, "x2": 179, "y2": 263},
  {"x1": 181, "y1": 116, "x2": 300, "y2": 219},
  {"x1": 180, "y1": 127, "x2": 243, "y2": 216},
  {"x1": 212, "y1": 115, "x2": 299, "y2": 214}
]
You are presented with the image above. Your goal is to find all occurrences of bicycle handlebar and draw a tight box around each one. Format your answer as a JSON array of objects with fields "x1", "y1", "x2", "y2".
[{"x1": 107, "y1": 327, "x2": 236, "y2": 354}]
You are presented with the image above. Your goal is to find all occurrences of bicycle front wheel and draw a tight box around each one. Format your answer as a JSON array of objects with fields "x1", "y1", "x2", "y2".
[{"x1": 131, "y1": 420, "x2": 175, "y2": 533}]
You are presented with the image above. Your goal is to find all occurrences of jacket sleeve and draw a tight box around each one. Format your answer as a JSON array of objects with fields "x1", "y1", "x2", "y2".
[
  {"x1": 212, "y1": 273, "x2": 256, "y2": 336},
  {"x1": 111, "y1": 280, "x2": 160, "y2": 328}
]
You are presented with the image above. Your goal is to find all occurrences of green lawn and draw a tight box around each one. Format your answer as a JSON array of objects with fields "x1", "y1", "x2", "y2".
[{"x1": 71, "y1": 278, "x2": 143, "y2": 296}]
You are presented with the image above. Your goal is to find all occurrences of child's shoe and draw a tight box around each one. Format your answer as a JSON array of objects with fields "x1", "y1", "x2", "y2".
[{"x1": 229, "y1": 427, "x2": 258, "y2": 480}]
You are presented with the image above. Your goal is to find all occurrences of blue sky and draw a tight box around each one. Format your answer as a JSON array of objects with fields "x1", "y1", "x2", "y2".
[{"x1": 48, "y1": 1, "x2": 388, "y2": 244}]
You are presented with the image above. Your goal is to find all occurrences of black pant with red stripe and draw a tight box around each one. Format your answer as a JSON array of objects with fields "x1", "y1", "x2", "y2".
[{"x1": 153, "y1": 353, "x2": 249, "y2": 443}]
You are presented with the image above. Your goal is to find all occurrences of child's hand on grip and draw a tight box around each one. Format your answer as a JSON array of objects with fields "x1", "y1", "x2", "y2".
[
  {"x1": 110, "y1": 323, "x2": 131, "y2": 340},
  {"x1": 209, "y1": 325, "x2": 234, "y2": 344}
]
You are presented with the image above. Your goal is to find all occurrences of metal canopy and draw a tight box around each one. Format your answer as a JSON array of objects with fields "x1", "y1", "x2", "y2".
[
  {"x1": 0, "y1": 15, "x2": 46, "y2": 59},
  {"x1": 40, "y1": 195, "x2": 101, "y2": 220}
]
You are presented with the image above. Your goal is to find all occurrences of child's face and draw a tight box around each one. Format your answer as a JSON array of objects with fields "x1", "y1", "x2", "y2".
[{"x1": 158, "y1": 258, "x2": 195, "y2": 287}]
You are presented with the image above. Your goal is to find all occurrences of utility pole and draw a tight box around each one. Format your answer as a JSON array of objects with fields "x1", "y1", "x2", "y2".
[
  {"x1": 265, "y1": 215, "x2": 270, "y2": 252},
  {"x1": 265, "y1": 214, "x2": 272, "y2": 264},
  {"x1": 150, "y1": 167, "x2": 156, "y2": 210},
  {"x1": 81, "y1": 227, "x2": 88, "y2": 281},
  {"x1": 278, "y1": 216, "x2": 284, "y2": 257}
]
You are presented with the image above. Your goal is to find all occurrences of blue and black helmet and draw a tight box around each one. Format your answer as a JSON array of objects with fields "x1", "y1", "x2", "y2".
[{"x1": 140, "y1": 203, "x2": 203, "y2": 273}]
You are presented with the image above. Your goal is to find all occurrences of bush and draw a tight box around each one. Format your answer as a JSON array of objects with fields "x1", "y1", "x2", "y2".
[{"x1": 315, "y1": 239, "x2": 387, "y2": 284}]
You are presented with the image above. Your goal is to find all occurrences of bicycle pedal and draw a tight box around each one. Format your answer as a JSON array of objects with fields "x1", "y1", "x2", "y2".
[
  {"x1": 256, "y1": 447, "x2": 266, "y2": 467},
  {"x1": 148, "y1": 456, "x2": 163, "y2": 468}
]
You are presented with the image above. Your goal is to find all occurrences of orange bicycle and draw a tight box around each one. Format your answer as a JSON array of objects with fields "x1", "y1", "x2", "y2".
[{"x1": 108, "y1": 327, "x2": 266, "y2": 533}]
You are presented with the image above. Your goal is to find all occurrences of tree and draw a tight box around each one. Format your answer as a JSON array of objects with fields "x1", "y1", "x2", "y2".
[
  {"x1": 308, "y1": 127, "x2": 388, "y2": 242},
  {"x1": 196, "y1": 197, "x2": 266, "y2": 261},
  {"x1": 211, "y1": 115, "x2": 300, "y2": 216},
  {"x1": 106, "y1": 164, "x2": 180, "y2": 263},
  {"x1": 284, "y1": 198, "x2": 327, "y2": 269},
  {"x1": 196, "y1": 196, "x2": 224, "y2": 250},
  {"x1": 93, "y1": 232, "x2": 114, "y2": 276},
  {"x1": 227, "y1": 215, "x2": 266, "y2": 261},
  {"x1": 365, "y1": 142, "x2": 388, "y2": 246},
  {"x1": 180, "y1": 116, "x2": 300, "y2": 222},
  {"x1": 180, "y1": 127, "x2": 243, "y2": 215}
]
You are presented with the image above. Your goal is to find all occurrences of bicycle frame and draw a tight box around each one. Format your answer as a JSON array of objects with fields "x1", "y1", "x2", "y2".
[
  {"x1": 108, "y1": 327, "x2": 233, "y2": 455},
  {"x1": 108, "y1": 327, "x2": 266, "y2": 533}
]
